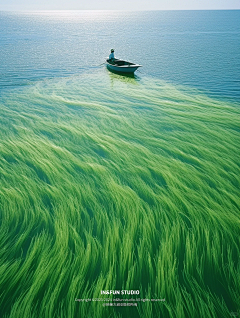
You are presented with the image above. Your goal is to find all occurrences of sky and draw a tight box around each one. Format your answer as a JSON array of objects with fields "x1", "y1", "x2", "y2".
[{"x1": 0, "y1": 0, "x2": 240, "y2": 11}]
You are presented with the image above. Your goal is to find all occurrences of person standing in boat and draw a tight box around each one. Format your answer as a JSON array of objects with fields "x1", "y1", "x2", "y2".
[{"x1": 109, "y1": 49, "x2": 115, "y2": 63}]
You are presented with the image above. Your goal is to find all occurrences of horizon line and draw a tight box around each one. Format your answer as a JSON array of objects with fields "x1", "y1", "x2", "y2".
[{"x1": 1, "y1": 8, "x2": 240, "y2": 12}]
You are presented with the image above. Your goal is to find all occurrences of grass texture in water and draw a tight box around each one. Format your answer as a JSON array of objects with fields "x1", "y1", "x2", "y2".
[{"x1": 0, "y1": 71, "x2": 240, "y2": 318}]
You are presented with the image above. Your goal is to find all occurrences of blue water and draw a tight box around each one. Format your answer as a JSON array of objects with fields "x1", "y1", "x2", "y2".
[{"x1": 0, "y1": 10, "x2": 240, "y2": 101}]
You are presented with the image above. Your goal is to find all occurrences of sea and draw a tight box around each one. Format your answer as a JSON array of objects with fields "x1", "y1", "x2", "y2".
[
  {"x1": 0, "y1": 10, "x2": 240, "y2": 100},
  {"x1": 0, "y1": 10, "x2": 240, "y2": 318}
]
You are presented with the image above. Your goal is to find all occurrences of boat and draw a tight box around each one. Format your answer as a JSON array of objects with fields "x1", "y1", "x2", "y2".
[{"x1": 106, "y1": 59, "x2": 142, "y2": 74}]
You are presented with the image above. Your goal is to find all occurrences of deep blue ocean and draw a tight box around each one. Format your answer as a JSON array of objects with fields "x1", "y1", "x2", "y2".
[{"x1": 0, "y1": 10, "x2": 240, "y2": 101}]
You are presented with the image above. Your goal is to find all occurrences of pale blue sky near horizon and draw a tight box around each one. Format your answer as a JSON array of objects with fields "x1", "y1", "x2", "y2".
[{"x1": 0, "y1": 0, "x2": 240, "y2": 11}]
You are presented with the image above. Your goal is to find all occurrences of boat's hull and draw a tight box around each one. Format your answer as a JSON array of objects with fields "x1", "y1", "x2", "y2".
[{"x1": 106, "y1": 59, "x2": 141, "y2": 74}]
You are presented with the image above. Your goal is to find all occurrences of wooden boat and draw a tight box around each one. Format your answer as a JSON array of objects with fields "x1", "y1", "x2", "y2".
[{"x1": 106, "y1": 59, "x2": 142, "y2": 74}]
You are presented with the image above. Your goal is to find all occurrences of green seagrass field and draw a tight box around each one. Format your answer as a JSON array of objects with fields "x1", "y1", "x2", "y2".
[{"x1": 0, "y1": 71, "x2": 240, "y2": 318}]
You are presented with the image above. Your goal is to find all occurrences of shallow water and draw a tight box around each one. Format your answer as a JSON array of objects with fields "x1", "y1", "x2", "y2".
[
  {"x1": 0, "y1": 10, "x2": 240, "y2": 100},
  {"x1": 0, "y1": 10, "x2": 240, "y2": 318}
]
